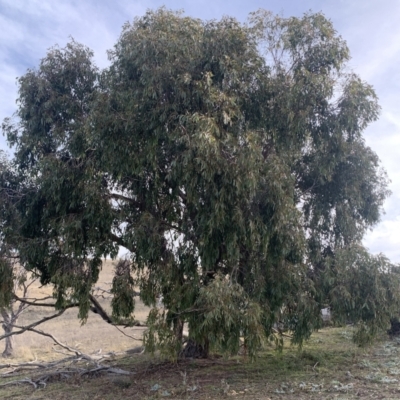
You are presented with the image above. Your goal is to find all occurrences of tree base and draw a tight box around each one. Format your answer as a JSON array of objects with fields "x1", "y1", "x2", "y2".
[
  {"x1": 180, "y1": 339, "x2": 209, "y2": 359},
  {"x1": 2, "y1": 349, "x2": 13, "y2": 358},
  {"x1": 1, "y1": 332, "x2": 14, "y2": 358},
  {"x1": 388, "y1": 318, "x2": 400, "y2": 337}
]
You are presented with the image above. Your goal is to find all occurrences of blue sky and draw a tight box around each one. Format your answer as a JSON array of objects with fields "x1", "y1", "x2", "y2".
[{"x1": 1, "y1": 0, "x2": 399, "y2": 262}]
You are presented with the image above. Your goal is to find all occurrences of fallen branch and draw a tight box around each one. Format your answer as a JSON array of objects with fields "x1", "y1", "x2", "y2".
[
  {"x1": 0, "y1": 361, "x2": 132, "y2": 385},
  {"x1": 80, "y1": 365, "x2": 132, "y2": 377},
  {"x1": 0, "y1": 362, "x2": 45, "y2": 371},
  {"x1": 11, "y1": 325, "x2": 95, "y2": 363},
  {"x1": 0, "y1": 356, "x2": 78, "y2": 377},
  {"x1": 0, "y1": 377, "x2": 40, "y2": 388},
  {"x1": 0, "y1": 352, "x2": 132, "y2": 386}
]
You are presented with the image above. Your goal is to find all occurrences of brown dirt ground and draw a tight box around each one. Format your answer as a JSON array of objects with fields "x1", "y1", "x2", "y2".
[
  {"x1": 3, "y1": 327, "x2": 400, "y2": 398},
  {"x1": 2, "y1": 263, "x2": 400, "y2": 399}
]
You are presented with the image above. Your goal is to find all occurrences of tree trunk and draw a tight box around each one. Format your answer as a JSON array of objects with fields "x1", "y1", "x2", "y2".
[
  {"x1": 1, "y1": 308, "x2": 16, "y2": 358},
  {"x1": 173, "y1": 316, "x2": 184, "y2": 356},
  {"x1": 174, "y1": 317, "x2": 184, "y2": 344},
  {"x1": 180, "y1": 338, "x2": 209, "y2": 358},
  {"x1": 2, "y1": 324, "x2": 14, "y2": 358},
  {"x1": 172, "y1": 317, "x2": 209, "y2": 358},
  {"x1": 388, "y1": 318, "x2": 400, "y2": 337}
]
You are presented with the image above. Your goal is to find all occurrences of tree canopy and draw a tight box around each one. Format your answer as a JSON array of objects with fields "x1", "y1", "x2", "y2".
[{"x1": 1, "y1": 8, "x2": 399, "y2": 358}]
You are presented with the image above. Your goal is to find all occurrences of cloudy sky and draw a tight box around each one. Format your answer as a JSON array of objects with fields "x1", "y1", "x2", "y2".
[{"x1": 0, "y1": 0, "x2": 399, "y2": 262}]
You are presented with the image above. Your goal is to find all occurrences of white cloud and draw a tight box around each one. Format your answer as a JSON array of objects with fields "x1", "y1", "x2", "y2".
[
  {"x1": 0, "y1": 0, "x2": 157, "y2": 145},
  {"x1": 0, "y1": 0, "x2": 147, "y2": 69},
  {"x1": 364, "y1": 216, "x2": 400, "y2": 263}
]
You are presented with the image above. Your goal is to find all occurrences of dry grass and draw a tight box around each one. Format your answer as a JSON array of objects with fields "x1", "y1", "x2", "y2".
[
  {"x1": 3, "y1": 327, "x2": 400, "y2": 399},
  {"x1": 7, "y1": 259, "x2": 150, "y2": 362},
  {"x1": 2, "y1": 264, "x2": 400, "y2": 398}
]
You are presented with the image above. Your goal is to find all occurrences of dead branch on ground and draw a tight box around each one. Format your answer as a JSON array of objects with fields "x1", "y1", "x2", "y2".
[{"x1": 0, "y1": 324, "x2": 135, "y2": 388}]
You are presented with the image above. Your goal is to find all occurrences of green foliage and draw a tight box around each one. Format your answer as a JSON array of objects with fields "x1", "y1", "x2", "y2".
[
  {"x1": 143, "y1": 308, "x2": 183, "y2": 360},
  {"x1": 189, "y1": 275, "x2": 265, "y2": 358},
  {"x1": 323, "y1": 246, "x2": 400, "y2": 345},
  {"x1": 111, "y1": 260, "x2": 136, "y2": 318},
  {"x1": 0, "y1": 8, "x2": 397, "y2": 357}
]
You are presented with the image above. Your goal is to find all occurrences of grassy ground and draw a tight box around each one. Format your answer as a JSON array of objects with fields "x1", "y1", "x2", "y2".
[
  {"x1": 2, "y1": 327, "x2": 400, "y2": 399},
  {"x1": 2, "y1": 261, "x2": 400, "y2": 398}
]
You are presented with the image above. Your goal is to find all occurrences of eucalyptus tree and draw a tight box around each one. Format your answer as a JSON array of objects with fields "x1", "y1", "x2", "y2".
[{"x1": 2, "y1": 8, "x2": 399, "y2": 358}]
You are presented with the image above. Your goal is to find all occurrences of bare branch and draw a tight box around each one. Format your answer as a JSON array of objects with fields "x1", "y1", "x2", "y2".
[
  {"x1": 0, "y1": 362, "x2": 46, "y2": 372},
  {"x1": 112, "y1": 324, "x2": 143, "y2": 342},
  {"x1": 0, "y1": 309, "x2": 66, "y2": 341},
  {"x1": 109, "y1": 193, "x2": 142, "y2": 208},
  {"x1": 11, "y1": 325, "x2": 93, "y2": 361},
  {"x1": 21, "y1": 296, "x2": 53, "y2": 302},
  {"x1": 0, "y1": 377, "x2": 39, "y2": 388},
  {"x1": 12, "y1": 294, "x2": 78, "y2": 309},
  {"x1": 80, "y1": 365, "x2": 132, "y2": 376},
  {"x1": 89, "y1": 294, "x2": 113, "y2": 324}
]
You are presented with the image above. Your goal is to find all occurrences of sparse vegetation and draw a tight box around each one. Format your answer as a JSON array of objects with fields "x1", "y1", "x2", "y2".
[{"x1": 2, "y1": 327, "x2": 400, "y2": 399}]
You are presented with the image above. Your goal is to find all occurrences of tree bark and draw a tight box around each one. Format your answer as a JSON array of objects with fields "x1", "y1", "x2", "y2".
[
  {"x1": 173, "y1": 316, "x2": 184, "y2": 356},
  {"x1": 172, "y1": 314, "x2": 210, "y2": 358},
  {"x1": 388, "y1": 318, "x2": 400, "y2": 337},
  {"x1": 2, "y1": 325, "x2": 14, "y2": 357},
  {"x1": 180, "y1": 338, "x2": 209, "y2": 359},
  {"x1": 1, "y1": 308, "x2": 15, "y2": 358}
]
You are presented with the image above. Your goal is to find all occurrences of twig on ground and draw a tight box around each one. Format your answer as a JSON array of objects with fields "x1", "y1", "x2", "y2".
[
  {"x1": 0, "y1": 377, "x2": 40, "y2": 388},
  {"x1": 10, "y1": 325, "x2": 101, "y2": 364}
]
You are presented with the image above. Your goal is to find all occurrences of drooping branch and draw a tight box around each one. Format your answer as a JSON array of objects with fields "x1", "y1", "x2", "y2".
[
  {"x1": 109, "y1": 232, "x2": 133, "y2": 251},
  {"x1": 88, "y1": 294, "x2": 144, "y2": 340},
  {"x1": 11, "y1": 325, "x2": 93, "y2": 361},
  {"x1": 89, "y1": 294, "x2": 113, "y2": 324},
  {"x1": 11, "y1": 293, "x2": 144, "y2": 331}
]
